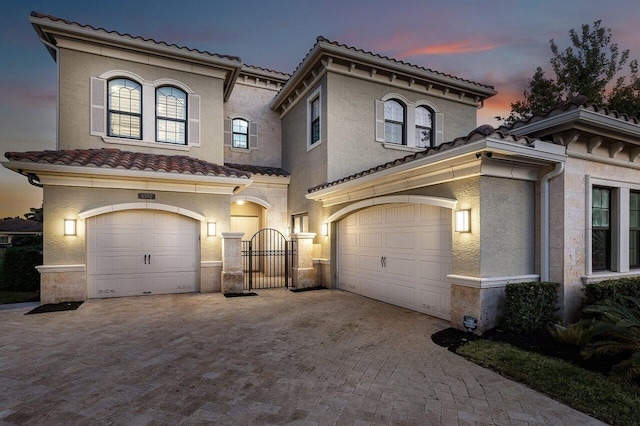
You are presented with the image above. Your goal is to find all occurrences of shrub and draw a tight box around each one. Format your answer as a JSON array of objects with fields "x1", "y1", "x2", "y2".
[
  {"x1": 584, "y1": 278, "x2": 640, "y2": 307},
  {"x1": 2, "y1": 246, "x2": 42, "y2": 292},
  {"x1": 549, "y1": 320, "x2": 596, "y2": 347},
  {"x1": 501, "y1": 281, "x2": 559, "y2": 334}
]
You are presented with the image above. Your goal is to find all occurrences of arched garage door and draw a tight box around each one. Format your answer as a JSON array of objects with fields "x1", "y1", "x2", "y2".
[
  {"x1": 338, "y1": 203, "x2": 452, "y2": 320},
  {"x1": 87, "y1": 210, "x2": 200, "y2": 298}
]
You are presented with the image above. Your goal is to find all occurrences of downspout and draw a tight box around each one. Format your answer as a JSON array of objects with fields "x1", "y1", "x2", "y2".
[
  {"x1": 38, "y1": 37, "x2": 60, "y2": 150},
  {"x1": 540, "y1": 162, "x2": 565, "y2": 282}
]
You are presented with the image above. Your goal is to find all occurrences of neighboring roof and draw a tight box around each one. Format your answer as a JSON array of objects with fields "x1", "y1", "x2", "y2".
[
  {"x1": 308, "y1": 125, "x2": 533, "y2": 193},
  {"x1": 5, "y1": 149, "x2": 251, "y2": 179},
  {"x1": 242, "y1": 64, "x2": 290, "y2": 79},
  {"x1": 30, "y1": 11, "x2": 241, "y2": 63},
  {"x1": 225, "y1": 163, "x2": 290, "y2": 177},
  {"x1": 0, "y1": 218, "x2": 42, "y2": 233},
  {"x1": 500, "y1": 95, "x2": 640, "y2": 133}
]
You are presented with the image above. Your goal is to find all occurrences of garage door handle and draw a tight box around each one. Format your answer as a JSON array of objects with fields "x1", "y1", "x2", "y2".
[
  {"x1": 381, "y1": 256, "x2": 386, "y2": 268},
  {"x1": 148, "y1": 254, "x2": 151, "y2": 264},
  {"x1": 144, "y1": 254, "x2": 147, "y2": 264}
]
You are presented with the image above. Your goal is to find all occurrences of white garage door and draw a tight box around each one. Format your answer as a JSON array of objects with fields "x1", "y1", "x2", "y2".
[
  {"x1": 338, "y1": 203, "x2": 452, "y2": 320},
  {"x1": 88, "y1": 210, "x2": 199, "y2": 298}
]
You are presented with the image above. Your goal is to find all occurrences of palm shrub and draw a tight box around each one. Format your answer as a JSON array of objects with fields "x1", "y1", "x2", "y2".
[{"x1": 582, "y1": 297, "x2": 640, "y2": 380}]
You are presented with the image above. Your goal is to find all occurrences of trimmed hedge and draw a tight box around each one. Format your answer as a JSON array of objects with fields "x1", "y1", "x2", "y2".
[
  {"x1": 501, "y1": 281, "x2": 560, "y2": 334},
  {"x1": 583, "y1": 277, "x2": 640, "y2": 307},
  {"x1": 2, "y1": 246, "x2": 42, "y2": 292}
]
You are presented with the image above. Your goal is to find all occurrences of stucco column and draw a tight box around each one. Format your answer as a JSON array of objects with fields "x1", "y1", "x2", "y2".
[
  {"x1": 221, "y1": 232, "x2": 244, "y2": 294},
  {"x1": 292, "y1": 232, "x2": 317, "y2": 289}
]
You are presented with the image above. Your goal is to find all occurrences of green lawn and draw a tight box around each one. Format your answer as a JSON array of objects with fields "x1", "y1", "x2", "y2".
[
  {"x1": 457, "y1": 339, "x2": 640, "y2": 426},
  {"x1": 0, "y1": 291, "x2": 40, "y2": 304}
]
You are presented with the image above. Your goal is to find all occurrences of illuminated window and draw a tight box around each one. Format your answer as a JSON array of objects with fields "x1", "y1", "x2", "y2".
[
  {"x1": 384, "y1": 100, "x2": 404, "y2": 144},
  {"x1": 232, "y1": 118, "x2": 249, "y2": 149},
  {"x1": 108, "y1": 78, "x2": 141, "y2": 139},
  {"x1": 156, "y1": 86, "x2": 186, "y2": 144}
]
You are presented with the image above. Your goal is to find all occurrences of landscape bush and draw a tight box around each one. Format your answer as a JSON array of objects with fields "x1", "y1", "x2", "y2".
[
  {"x1": 501, "y1": 281, "x2": 559, "y2": 334},
  {"x1": 583, "y1": 278, "x2": 640, "y2": 307},
  {"x1": 2, "y1": 246, "x2": 42, "y2": 292}
]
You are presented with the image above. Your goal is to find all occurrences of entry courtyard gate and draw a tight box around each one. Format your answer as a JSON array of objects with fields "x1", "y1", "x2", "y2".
[{"x1": 242, "y1": 228, "x2": 295, "y2": 290}]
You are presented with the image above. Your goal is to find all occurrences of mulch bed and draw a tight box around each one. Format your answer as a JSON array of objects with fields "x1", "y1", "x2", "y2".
[
  {"x1": 26, "y1": 301, "x2": 83, "y2": 315},
  {"x1": 290, "y1": 286, "x2": 325, "y2": 293},
  {"x1": 432, "y1": 326, "x2": 627, "y2": 376},
  {"x1": 223, "y1": 292, "x2": 258, "y2": 298}
]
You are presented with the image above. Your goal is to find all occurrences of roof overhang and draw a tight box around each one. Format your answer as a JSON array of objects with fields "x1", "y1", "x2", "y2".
[
  {"x1": 306, "y1": 138, "x2": 566, "y2": 207},
  {"x1": 30, "y1": 14, "x2": 243, "y2": 101},
  {"x1": 510, "y1": 108, "x2": 640, "y2": 145},
  {"x1": 2, "y1": 161, "x2": 252, "y2": 195}
]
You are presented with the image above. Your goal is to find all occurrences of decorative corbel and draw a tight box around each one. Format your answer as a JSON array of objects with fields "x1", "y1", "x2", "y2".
[
  {"x1": 609, "y1": 141, "x2": 624, "y2": 159},
  {"x1": 588, "y1": 136, "x2": 603, "y2": 153}
]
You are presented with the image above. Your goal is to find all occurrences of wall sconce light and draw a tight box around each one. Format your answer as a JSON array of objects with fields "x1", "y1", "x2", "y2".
[
  {"x1": 236, "y1": 199, "x2": 245, "y2": 205},
  {"x1": 64, "y1": 219, "x2": 77, "y2": 236},
  {"x1": 207, "y1": 222, "x2": 217, "y2": 236},
  {"x1": 321, "y1": 223, "x2": 328, "y2": 236},
  {"x1": 455, "y1": 210, "x2": 471, "y2": 233}
]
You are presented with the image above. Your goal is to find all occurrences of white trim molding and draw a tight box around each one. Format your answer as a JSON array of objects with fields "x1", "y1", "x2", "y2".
[
  {"x1": 447, "y1": 274, "x2": 540, "y2": 289},
  {"x1": 36, "y1": 264, "x2": 86, "y2": 273},
  {"x1": 78, "y1": 203, "x2": 206, "y2": 221},
  {"x1": 201, "y1": 261, "x2": 223, "y2": 268},
  {"x1": 326, "y1": 195, "x2": 457, "y2": 223},
  {"x1": 230, "y1": 195, "x2": 272, "y2": 209}
]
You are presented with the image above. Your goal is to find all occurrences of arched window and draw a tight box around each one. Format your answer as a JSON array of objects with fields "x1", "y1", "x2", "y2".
[
  {"x1": 415, "y1": 106, "x2": 433, "y2": 148},
  {"x1": 232, "y1": 118, "x2": 249, "y2": 149},
  {"x1": 384, "y1": 100, "x2": 404, "y2": 144},
  {"x1": 156, "y1": 86, "x2": 187, "y2": 144},
  {"x1": 108, "y1": 78, "x2": 142, "y2": 139}
]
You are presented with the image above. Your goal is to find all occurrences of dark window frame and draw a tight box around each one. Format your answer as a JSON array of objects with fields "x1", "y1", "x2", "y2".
[
  {"x1": 592, "y1": 186, "x2": 611, "y2": 271},
  {"x1": 631, "y1": 191, "x2": 640, "y2": 268},
  {"x1": 310, "y1": 97, "x2": 320, "y2": 145},
  {"x1": 232, "y1": 118, "x2": 249, "y2": 149},
  {"x1": 155, "y1": 85, "x2": 187, "y2": 145},
  {"x1": 107, "y1": 78, "x2": 142, "y2": 140},
  {"x1": 384, "y1": 99, "x2": 406, "y2": 145},
  {"x1": 415, "y1": 105, "x2": 434, "y2": 148}
]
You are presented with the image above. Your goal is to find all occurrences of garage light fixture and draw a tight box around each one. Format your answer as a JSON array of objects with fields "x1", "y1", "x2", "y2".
[
  {"x1": 64, "y1": 219, "x2": 77, "y2": 236},
  {"x1": 236, "y1": 199, "x2": 245, "y2": 205},
  {"x1": 207, "y1": 222, "x2": 217, "y2": 237},
  {"x1": 455, "y1": 210, "x2": 471, "y2": 233},
  {"x1": 321, "y1": 223, "x2": 328, "y2": 236}
]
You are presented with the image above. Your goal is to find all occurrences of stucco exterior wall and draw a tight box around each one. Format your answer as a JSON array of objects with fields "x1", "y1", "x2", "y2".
[
  {"x1": 57, "y1": 48, "x2": 226, "y2": 164},
  {"x1": 325, "y1": 72, "x2": 478, "y2": 182},
  {"x1": 42, "y1": 185, "x2": 230, "y2": 266},
  {"x1": 224, "y1": 82, "x2": 282, "y2": 168}
]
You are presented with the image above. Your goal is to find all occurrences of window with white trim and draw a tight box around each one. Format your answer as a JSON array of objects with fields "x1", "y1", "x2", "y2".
[
  {"x1": 90, "y1": 73, "x2": 200, "y2": 149},
  {"x1": 415, "y1": 105, "x2": 433, "y2": 148},
  {"x1": 108, "y1": 78, "x2": 142, "y2": 139},
  {"x1": 224, "y1": 116, "x2": 258, "y2": 150},
  {"x1": 592, "y1": 186, "x2": 611, "y2": 271},
  {"x1": 232, "y1": 118, "x2": 249, "y2": 149},
  {"x1": 306, "y1": 86, "x2": 322, "y2": 149},
  {"x1": 384, "y1": 100, "x2": 405, "y2": 145},
  {"x1": 156, "y1": 86, "x2": 187, "y2": 144}
]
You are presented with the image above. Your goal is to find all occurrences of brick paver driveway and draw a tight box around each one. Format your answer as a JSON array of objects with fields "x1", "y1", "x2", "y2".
[{"x1": 0, "y1": 289, "x2": 605, "y2": 425}]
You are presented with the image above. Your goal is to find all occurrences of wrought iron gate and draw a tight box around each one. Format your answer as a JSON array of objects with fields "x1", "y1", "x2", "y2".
[{"x1": 242, "y1": 228, "x2": 295, "y2": 290}]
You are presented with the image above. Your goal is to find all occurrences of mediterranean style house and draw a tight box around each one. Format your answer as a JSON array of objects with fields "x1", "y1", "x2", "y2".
[{"x1": 4, "y1": 12, "x2": 640, "y2": 332}]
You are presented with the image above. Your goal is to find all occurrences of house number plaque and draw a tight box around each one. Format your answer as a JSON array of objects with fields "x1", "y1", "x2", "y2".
[{"x1": 138, "y1": 193, "x2": 156, "y2": 200}]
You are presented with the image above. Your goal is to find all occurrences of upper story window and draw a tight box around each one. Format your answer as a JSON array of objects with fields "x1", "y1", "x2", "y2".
[
  {"x1": 292, "y1": 213, "x2": 309, "y2": 234},
  {"x1": 232, "y1": 118, "x2": 249, "y2": 149},
  {"x1": 384, "y1": 100, "x2": 405, "y2": 145},
  {"x1": 311, "y1": 97, "x2": 320, "y2": 145},
  {"x1": 631, "y1": 191, "x2": 640, "y2": 268},
  {"x1": 156, "y1": 86, "x2": 187, "y2": 144},
  {"x1": 108, "y1": 78, "x2": 142, "y2": 139},
  {"x1": 415, "y1": 106, "x2": 433, "y2": 148},
  {"x1": 306, "y1": 87, "x2": 322, "y2": 150},
  {"x1": 592, "y1": 186, "x2": 611, "y2": 271}
]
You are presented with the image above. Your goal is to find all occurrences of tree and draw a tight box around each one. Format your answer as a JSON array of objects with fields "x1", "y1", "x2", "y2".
[
  {"x1": 501, "y1": 21, "x2": 637, "y2": 124},
  {"x1": 23, "y1": 205, "x2": 43, "y2": 223}
]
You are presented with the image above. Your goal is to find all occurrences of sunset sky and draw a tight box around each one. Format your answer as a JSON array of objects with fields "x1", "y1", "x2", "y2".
[{"x1": 1, "y1": 0, "x2": 638, "y2": 218}]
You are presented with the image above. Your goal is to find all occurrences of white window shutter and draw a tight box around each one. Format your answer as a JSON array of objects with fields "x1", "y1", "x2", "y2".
[
  {"x1": 90, "y1": 77, "x2": 106, "y2": 136},
  {"x1": 188, "y1": 94, "x2": 200, "y2": 146},
  {"x1": 435, "y1": 112, "x2": 444, "y2": 146},
  {"x1": 375, "y1": 100, "x2": 385, "y2": 142},
  {"x1": 249, "y1": 122, "x2": 258, "y2": 149},
  {"x1": 224, "y1": 118, "x2": 232, "y2": 146}
]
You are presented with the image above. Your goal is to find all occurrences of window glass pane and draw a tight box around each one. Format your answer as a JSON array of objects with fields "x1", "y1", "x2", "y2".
[
  {"x1": 109, "y1": 79, "x2": 141, "y2": 114},
  {"x1": 592, "y1": 229, "x2": 610, "y2": 270},
  {"x1": 233, "y1": 133, "x2": 248, "y2": 149},
  {"x1": 233, "y1": 119, "x2": 248, "y2": 134},
  {"x1": 592, "y1": 188, "x2": 610, "y2": 227},
  {"x1": 631, "y1": 192, "x2": 640, "y2": 228},
  {"x1": 415, "y1": 127, "x2": 431, "y2": 148},
  {"x1": 385, "y1": 122, "x2": 403, "y2": 144},
  {"x1": 157, "y1": 87, "x2": 186, "y2": 120},
  {"x1": 384, "y1": 100, "x2": 404, "y2": 122},
  {"x1": 415, "y1": 106, "x2": 432, "y2": 127},
  {"x1": 312, "y1": 119, "x2": 320, "y2": 144},
  {"x1": 631, "y1": 230, "x2": 640, "y2": 268},
  {"x1": 157, "y1": 119, "x2": 185, "y2": 144},
  {"x1": 311, "y1": 98, "x2": 320, "y2": 120},
  {"x1": 110, "y1": 113, "x2": 141, "y2": 139}
]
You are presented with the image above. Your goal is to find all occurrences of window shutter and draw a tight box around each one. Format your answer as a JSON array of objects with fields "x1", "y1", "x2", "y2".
[
  {"x1": 375, "y1": 100, "x2": 385, "y2": 142},
  {"x1": 90, "y1": 77, "x2": 106, "y2": 136},
  {"x1": 249, "y1": 122, "x2": 258, "y2": 149},
  {"x1": 224, "y1": 118, "x2": 232, "y2": 146},
  {"x1": 188, "y1": 94, "x2": 200, "y2": 147},
  {"x1": 435, "y1": 112, "x2": 444, "y2": 146}
]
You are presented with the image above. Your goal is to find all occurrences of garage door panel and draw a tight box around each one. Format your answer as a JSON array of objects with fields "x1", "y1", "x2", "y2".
[
  {"x1": 93, "y1": 232, "x2": 144, "y2": 251},
  {"x1": 92, "y1": 274, "x2": 143, "y2": 298},
  {"x1": 339, "y1": 202, "x2": 452, "y2": 321},
  {"x1": 93, "y1": 254, "x2": 145, "y2": 275},
  {"x1": 144, "y1": 272, "x2": 198, "y2": 294}
]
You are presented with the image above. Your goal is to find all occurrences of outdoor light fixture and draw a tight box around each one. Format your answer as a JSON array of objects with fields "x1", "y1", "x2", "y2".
[
  {"x1": 321, "y1": 223, "x2": 328, "y2": 236},
  {"x1": 455, "y1": 210, "x2": 471, "y2": 233},
  {"x1": 207, "y1": 222, "x2": 217, "y2": 236},
  {"x1": 64, "y1": 219, "x2": 76, "y2": 236},
  {"x1": 285, "y1": 227, "x2": 290, "y2": 237},
  {"x1": 236, "y1": 199, "x2": 245, "y2": 205}
]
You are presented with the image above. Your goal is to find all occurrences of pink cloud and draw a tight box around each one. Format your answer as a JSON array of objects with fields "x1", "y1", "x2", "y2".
[{"x1": 397, "y1": 40, "x2": 503, "y2": 58}]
